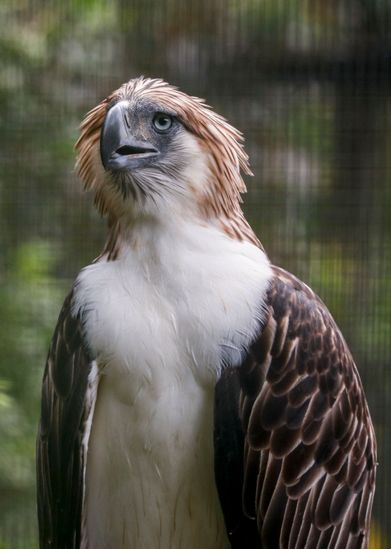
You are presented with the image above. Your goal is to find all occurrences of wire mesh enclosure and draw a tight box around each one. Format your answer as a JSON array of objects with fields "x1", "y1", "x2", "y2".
[{"x1": 0, "y1": 1, "x2": 390, "y2": 547}]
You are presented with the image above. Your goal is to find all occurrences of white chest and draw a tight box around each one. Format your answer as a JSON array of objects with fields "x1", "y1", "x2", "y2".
[{"x1": 74, "y1": 222, "x2": 271, "y2": 549}]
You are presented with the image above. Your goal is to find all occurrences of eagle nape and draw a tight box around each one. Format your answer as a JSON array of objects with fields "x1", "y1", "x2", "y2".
[{"x1": 37, "y1": 76, "x2": 377, "y2": 549}]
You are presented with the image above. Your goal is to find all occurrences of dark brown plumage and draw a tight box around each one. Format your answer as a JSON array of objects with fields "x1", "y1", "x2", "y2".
[
  {"x1": 215, "y1": 266, "x2": 376, "y2": 548},
  {"x1": 37, "y1": 291, "x2": 94, "y2": 548}
]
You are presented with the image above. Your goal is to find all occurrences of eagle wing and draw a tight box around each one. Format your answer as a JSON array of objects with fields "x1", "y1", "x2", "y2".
[
  {"x1": 215, "y1": 266, "x2": 377, "y2": 549},
  {"x1": 37, "y1": 290, "x2": 96, "y2": 548}
]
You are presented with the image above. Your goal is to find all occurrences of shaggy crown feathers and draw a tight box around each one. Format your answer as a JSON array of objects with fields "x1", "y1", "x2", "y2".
[{"x1": 75, "y1": 77, "x2": 260, "y2": 247}]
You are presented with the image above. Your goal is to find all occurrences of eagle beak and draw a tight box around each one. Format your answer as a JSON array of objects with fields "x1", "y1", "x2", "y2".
[{"x1": 100, "y1": 101, "x2": 159, "y2": 171}]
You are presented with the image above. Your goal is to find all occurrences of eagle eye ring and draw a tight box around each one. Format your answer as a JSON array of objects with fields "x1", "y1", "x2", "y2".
[{"x1": 152, "y1": 112, "x2": 173, "y2": 133}]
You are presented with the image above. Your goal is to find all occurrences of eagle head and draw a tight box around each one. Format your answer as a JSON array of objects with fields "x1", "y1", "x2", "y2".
[{"x1": 75, "y1": 77, "x2": 252, "y2": 228}]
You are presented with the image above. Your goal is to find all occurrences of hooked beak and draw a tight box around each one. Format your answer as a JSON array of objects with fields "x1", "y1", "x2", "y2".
[{"x1": 100, "y1": 101, "x2": 159, "y2": 171}]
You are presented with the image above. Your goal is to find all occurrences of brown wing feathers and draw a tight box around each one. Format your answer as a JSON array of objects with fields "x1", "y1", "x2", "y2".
[
  {"x1": 238, "y1": 266, "x2": 376, "y2": 548},
  {"x1": 37, "y1": 291, "x2": 94, "y2": 548}
]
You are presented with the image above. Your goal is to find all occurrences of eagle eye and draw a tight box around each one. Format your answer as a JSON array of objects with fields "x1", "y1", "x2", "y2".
[{"x1": 152, "y1": 112, "x2": 173, "y2": 133}]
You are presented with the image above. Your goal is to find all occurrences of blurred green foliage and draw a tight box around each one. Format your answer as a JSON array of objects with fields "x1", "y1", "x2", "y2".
[
  {"x1": 0, "y1": 241, "x2": 65, "y2": 547},
  {"x1": 0, "y1": 0, "x2": 390, "y2": 547}
]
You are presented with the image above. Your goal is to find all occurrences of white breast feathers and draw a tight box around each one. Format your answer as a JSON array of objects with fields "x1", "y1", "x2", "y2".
[{"x1": 73, "y1": 218, "x2": 272, "y2": 549}]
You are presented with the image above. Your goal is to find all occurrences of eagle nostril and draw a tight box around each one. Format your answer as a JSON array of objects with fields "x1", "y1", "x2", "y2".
[{"x1": 116, "y1": 145, "x2": 157, "y2": 156}]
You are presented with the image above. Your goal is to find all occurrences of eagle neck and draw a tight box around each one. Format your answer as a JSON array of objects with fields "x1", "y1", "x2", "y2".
[{"x1": 101, "y1": 207, "x2": 263, "y2": 262}]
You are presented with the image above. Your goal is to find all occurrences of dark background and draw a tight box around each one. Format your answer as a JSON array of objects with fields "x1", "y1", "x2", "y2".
[{"x1": 0, "y1": 1, "x2": 390, "y2": 547}]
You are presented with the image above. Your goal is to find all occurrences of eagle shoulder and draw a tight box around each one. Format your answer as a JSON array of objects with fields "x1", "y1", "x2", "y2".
[{"x1": 215, "y1": 265, "x2": 377, "y2": 549}]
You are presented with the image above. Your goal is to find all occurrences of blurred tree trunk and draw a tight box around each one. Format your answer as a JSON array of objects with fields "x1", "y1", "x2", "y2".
[
  {"x1": 333, "y1": 81, "x2": 386, "y2": 245},
  {"x1": 330, "y1": 7, "x2": 390, "y2": 499},
  {"x1": 116, "y1": 0, "x2": 223, "y2": 91},
  {"x1": 330, "y1": 0, "x2": 389, "y2": 253}
]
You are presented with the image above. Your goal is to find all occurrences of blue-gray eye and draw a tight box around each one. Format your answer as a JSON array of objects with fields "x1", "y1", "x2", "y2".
[{"x1": 153, "y1": 113, "x2": 173, "y2": 132}]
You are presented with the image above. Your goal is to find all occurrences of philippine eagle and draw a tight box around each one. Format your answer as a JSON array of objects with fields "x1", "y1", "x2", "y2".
[{"x1": 37, "y1": 77, "x2": 377, "y2": 549}]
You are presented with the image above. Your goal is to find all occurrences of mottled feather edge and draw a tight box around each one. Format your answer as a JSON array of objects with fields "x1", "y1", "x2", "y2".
[{"x1": 215, "y1": 266, "x2": 376, "y2": 549}]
